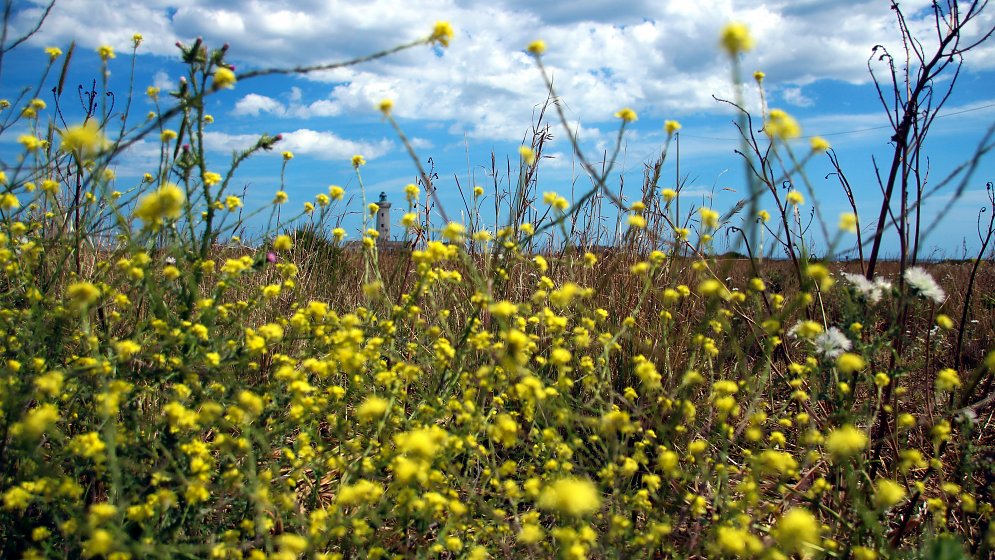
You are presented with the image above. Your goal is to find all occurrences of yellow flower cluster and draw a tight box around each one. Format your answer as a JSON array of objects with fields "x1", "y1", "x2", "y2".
[{"x1": 134, "y1": 183, "x2": 185, "y2": 227}]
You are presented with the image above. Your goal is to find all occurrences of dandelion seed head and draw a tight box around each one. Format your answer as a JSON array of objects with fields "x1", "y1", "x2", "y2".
[
  {"x1": 904, "y1": 266, "x2": 945, "y2": 303},
  {"x1": 813, "y1": 327, "x2": 852, "y2": 358}
]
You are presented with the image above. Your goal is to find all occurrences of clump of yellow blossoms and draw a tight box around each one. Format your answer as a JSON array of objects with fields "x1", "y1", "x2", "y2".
[
  {"x1": 537, "y1": 478, "x2": 601, "y2": 517},
  {"x1": 134, "y1": 183, "x2": 185, "y2": 227},
  {"x1": 765, "y1": 109, "x2": 802, "y2": 140},
  {"x1": 720, "y1": 22, "x2": 754, "y2": 55},
  {"x1": 825, "y1": 425, "x2": 869, "y2": 460},
  {"x1": 213, "y1": 67, "x2": 236, "y2": 89}
]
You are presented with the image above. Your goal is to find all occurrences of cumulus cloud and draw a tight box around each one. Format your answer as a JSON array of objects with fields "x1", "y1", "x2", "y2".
[
  {"x1": 277, "y1": 129, "x2": 392, "y2": 160},
  {"x1": 232, "y1": 87, "x2": 343, "y2": 118},
  {"x1": 203, "y1": 129, "x2": 392, "y2": 161},
  {"x1": 11, "y1": 0, "x2": 995, "y2": 144},
  {"x1": 232, "y1": 93, "x2": 286, "y2": 117},
  {"x1": 409, "y1": 137, "x2": 434, "y2": 149},
  {"x1": 152, "y1": 70, "x2": 176, "y2": 92},
  {"x1": 781, "y1": 87, "x2": 814, "y2": 108}
]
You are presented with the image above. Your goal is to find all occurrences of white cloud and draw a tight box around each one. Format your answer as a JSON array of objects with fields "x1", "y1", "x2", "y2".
[
  {"x1": 232, "y1": 93, "x2": 286, "y2": 117},
  {"x1": 781, "y1": 86, "x2": 814, "y2": 108},
  {"x1": 116, "y1": 137, "x2": 162, "y2": 172},
  {"x1": 203, "y1": 129, "x2": 392, "y2": 161},
  {"x1": 278, "y1": 129, "x2": 393, "y2": 160},
  {"x1": 11, "y1": 0, "x2": 995, "y2": 144},
  {"x1": 202, "y1": 131, "x2": 263, "y2": 153},
  {"x1": 677, "y1": 187, "x2": 716, "y2": 200},
  {"x1": 231, "y1": 89, "x2": 343, "y2": 118},
  {"x1": 409, "y1": 137, "x2": 434, "y2": 149},
  {"x1": 152, "y1": 70, "x2": 176, "y2": 92},
  {"x1": 540, "y1": 151, "x2": 573, "y2": 170}
]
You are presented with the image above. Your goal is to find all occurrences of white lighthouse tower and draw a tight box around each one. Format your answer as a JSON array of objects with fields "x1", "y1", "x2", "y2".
[{"x1": 376, "y1": 192, "x2": 392, "y2": 244}]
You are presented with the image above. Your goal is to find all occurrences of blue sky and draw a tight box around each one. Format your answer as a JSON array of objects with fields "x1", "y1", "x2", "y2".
[{"x1": 4, "y1": 0, "x2": 995, "y2": 258}]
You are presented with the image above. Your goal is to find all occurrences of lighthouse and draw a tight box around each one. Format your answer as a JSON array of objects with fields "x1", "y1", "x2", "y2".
[{"x1": 376, "y1": 192, "x2": 392, "y2": 243}]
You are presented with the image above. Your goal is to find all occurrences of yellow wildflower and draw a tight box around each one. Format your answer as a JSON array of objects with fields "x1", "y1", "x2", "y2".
[
  {"x1": 336, "y1": 479, "x2": 383, "y2": 506},
  {"x1": 273, "y1": 234, "x2": 293, "y2": 251},
  {"x1": 97, "y1": 45, "x2": 115, "y2": 60},
  {"x1": 115, "y1": 340, "x2": 141, "y2": 361},
  {"x1": 518, "y1": 524, "x2": 543, "y2": 544},
  {"x1": 277, "y1": 534, "x2": 309, "y2": 556},
  {"x1": 874, "y1": 479, "x2": 906, "y2": 509},
  {"x1": 771, "y1": 508, "x2": 820, "y2": 554},
  {"x1": 83, "y1": 529, "x2": 113, "y2": 557},
  {"x1": 836, "y1": 352, "x2": 866, "y2": 374},
  {"x1": 810, "y1": 136, "x2": 831, "y2": 152},
  {"x1": 839, "y1": 212, "x2": 857, "y2": 232},
  {"x1": 0, "y1": 193, "x2": 18, "y2": 210},
  {"x1": 20, "y1": 404, "x2": 59, "y2": 439},
  {"x1": 935, "y1": 368, "x2": 960, "y2": 392},
  {"x1": 765, "y1": 109, "x2": 802, "y2": 140},
  {"x1": 67, "y1": 281, "x2": 101, "y2": 309},
  {"x1": 519, "y1": 146, "x2": 536, "y2": 165},
  {"x1": 700, "y1": 207, "x2": 720, "y2": 229},
  {"x1": 213, "y1": 67, "x2": 236, "y2": 89},
  {"x1": 3, "y1": 487, "x2": 32, "y2": 510},
  {"x1": 357, "y1": 396, "x2": 389, "y2": 422},
  {"x1": 394, "y1": 426, "x2": 448, "y2": 458},
  {"x1": 935, "y1": 314, "x2": 954, "y2": 330},
  {"x1": 134, "y1": 183, "x2": 185, "y2": 226},
  {"x1": 716, "y1": 526, "x2": 763, "y2": 557},
  {"x1": 60, "y1": 122, "x2": 106, "y2": 155},
  {"x1": 442, "y1": 222, "x2": 465, "y2": 242},
  {"x1": 537, "y1": 478, "x2": 601, "y2": 517},
  {"x1": 489, "y1": 414, "x2": 519, "y2": 447},
  {"x1": 18, "y1": 134, "x2": 43, "y2": 151},
  {"x1": 825, "y1": 425, "x2": 868, "y2": 460},
  {"x1": 756, "y1": 450, "x2": 798, "y2": 476},
  {"x1": 719, "y1": 22, "x2": 754, "y2": 55},
  {"x1": 615, "y1": 107, "x2": 637, "y2": 122},
  {"x1": 430, "y1": 21, "x2": 455, "y2": 47},
  {"x1": 852, "y1": 547, "x2": 878, "y2": 560},
  {"x1": 203, "y1": 171, "x2": 222, "y2": 186}
]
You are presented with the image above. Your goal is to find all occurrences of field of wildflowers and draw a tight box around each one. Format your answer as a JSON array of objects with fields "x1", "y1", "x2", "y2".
[{"x1": 2, "y1": 5, "x2": 995, "y2": 560}]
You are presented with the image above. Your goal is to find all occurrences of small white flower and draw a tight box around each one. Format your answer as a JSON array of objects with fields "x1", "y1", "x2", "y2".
[
  {"x1": 813, "y1": 327, "x2": 852, "y2": 358},
  {"x1": 842, "y1": 272, "x2": 891, "y2": 304},
  {"x1": 903, "y1": 266, "x2": 945, "y2": 303},
  {"x1": 874, "y1": 277, "x2": 893, "y2": 292}
]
